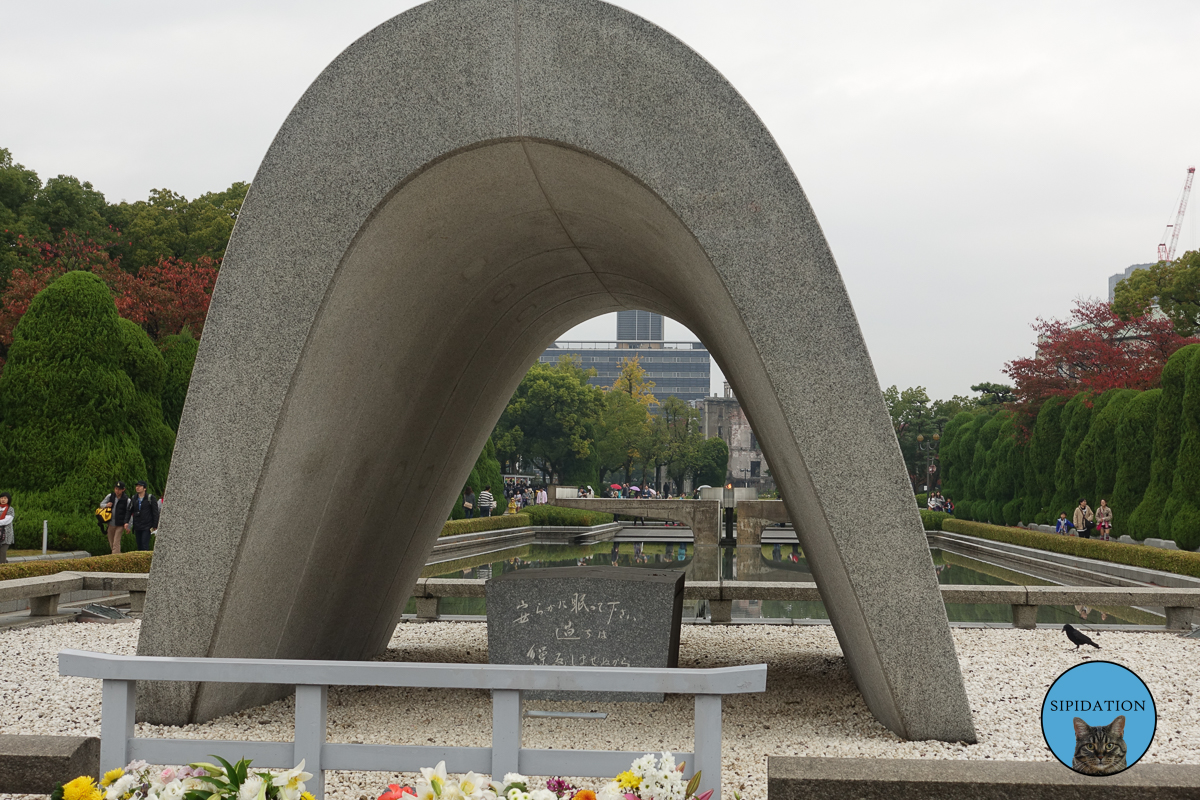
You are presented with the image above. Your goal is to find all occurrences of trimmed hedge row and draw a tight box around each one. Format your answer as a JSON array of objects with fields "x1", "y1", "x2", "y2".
[
  {"x1": 0, "y1": 551, "x2": 152, "y2": 582},
  {"x1": 941, "y1": 342, "x2": 1200, "y2": 549},
  {"x1": 523, "y1": 505, "x2": 615, "y2": 527},
  {"x1": 940, "y1": 518, "x2": 1200, "y2": 579},
  {"x1": 919, "y1": 510, "x2": 952, "y2": 530},
  {"x1": 439, "y1": 514, "x2": 531, "y2": 538}
]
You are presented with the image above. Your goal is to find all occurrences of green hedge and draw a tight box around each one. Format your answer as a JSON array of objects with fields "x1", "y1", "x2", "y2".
[
  {"x1": 915, "y1": 493, "x2": 928, "y2": 508},
  {"x1": 919, "y1": 510, "x2": 952, "y2": 530},
  {"x1": 941, "y1": 518, "x2": 1200, "y2": 579},
  {"x1": 0, "y1": 551, "x2": 152, "y2": 582},
  {"x1": 439, "y1": 514, "x2": 530, "y2": 538},
  {"x1": 523, "y1": 505, "x2": 615, "y2": 527}
]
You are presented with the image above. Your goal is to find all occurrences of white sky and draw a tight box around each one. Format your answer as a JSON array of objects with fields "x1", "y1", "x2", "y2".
[{"x1": 2, "y1": 0, "x2": 1198, "y2": 401}]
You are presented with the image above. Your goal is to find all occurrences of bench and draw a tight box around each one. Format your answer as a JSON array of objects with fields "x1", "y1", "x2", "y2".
[
  {"x1": 768, "y1": 756, "x2": 1200, "y2": 799},
  {"x1": 0, "y1": 734, "x2": 99, "y2": 793},
  {"x1": 59, "y1": 649, "x2": 766, "y2": 800},
  {"x1": 0, "y1": 572, "x2": 148, "y2": 615}
]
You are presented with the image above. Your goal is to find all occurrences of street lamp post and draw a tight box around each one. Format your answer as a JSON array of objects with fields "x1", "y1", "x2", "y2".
[{"x1": 916, "y1": 432, "x2": 940, "y2": 493}]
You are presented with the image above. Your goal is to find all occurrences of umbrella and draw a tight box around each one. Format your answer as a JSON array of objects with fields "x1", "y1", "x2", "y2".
[
  {"x1": 629, "y1": 486, "x2": 641, "y2": 492},
  {"x1": 610, "y1": 483, "x2": 622, "y2": 489},
  {"x1": 696, "y1": 484, "x2": 713, "y2": 490}
]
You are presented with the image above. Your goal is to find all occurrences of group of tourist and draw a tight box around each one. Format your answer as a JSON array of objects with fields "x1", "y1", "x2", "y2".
[
  {"x1": 926, "y1": 490, "x2": 955, "y2": 514},
  {"x1": 96, "y1": 481, "x2": 162, "y2": 554},
  {"x1": 1055, "y1": 498, "x2": 1114, "y2": 540}
]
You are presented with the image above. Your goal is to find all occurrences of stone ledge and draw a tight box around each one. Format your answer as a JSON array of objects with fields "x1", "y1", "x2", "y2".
[
  {"x1": 767, "y1": 756, "x2": 1200, "y2": 799},
  {"x1": 0, "y1": 734, "x2": 100, "y2": 794}
]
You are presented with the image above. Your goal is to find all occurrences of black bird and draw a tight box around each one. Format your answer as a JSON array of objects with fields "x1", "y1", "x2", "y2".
[{"x1": 1063, "y1": 624, "x2": 1100, "y2": 650}]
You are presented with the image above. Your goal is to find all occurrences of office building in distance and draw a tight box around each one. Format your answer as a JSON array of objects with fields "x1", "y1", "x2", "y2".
[{"x1": 538, "y1": 310, "x2": 711, "y2": 406}]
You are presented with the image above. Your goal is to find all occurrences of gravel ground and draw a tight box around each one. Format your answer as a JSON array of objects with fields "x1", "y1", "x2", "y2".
[{"x1": 1, "y1": 621, "x2": 1196, "y2": 800}]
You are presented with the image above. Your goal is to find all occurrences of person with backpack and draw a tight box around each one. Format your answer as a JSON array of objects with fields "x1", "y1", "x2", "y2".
[
  {"x1": 99, "y1": 482, "x2": 133, "y2": 554},
  {"x1": 126, "y1": 480, "x2": 160, "y2": 551}
]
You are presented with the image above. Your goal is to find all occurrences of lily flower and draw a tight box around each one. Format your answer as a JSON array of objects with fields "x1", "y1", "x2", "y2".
[{"x1": 274, "y1": 761, "x2": 314, "y2": 800}]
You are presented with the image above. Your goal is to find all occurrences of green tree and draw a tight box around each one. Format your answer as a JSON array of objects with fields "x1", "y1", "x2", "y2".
[
  {"x1": 107, "y1": 183, "x2": 248, "y2": 270},
  {"x1": 658, "y1": 395, "x2": 704, "y2": 492},
  {"x1": 159, "y1": 329, "x2": 199, "y2": 432},
  {"x1": 1049, "y1": 392, "x2": 1096, "y2": 514},
  {"x1": 1075, "y1": 389, "x2": 1135, "y2": 503},
  {"x1": 1023, "y1": 395, "x2": 1068, "y2": 523},
  {"x1": 970, "y1": 382, "x2": 1016, "y2": 406},
  {"x1": 596, "y1": 387, "x2": 650, "y2": 484},
  {"x1": 449, "y1": 438, "x2": 505, "y2": 519},
  {"x1": 693, "y1": 437, "x2": 730, "y2": 488},
  {"x1": 1112, "y1": 251, "x2": 1200, "y2": 337},
  {"x1": 0, "y1": 271, "x2": 169, "y2": 552},
  {"x1": 1111, "y1": 389, "x2": 1162, "y2": 535},
  {"x1": 1160, "y1": 346, "x2": 1200, "y2": 549},
  {"x1": 494, "y1": 356, "x2": 604, "y2": 483},
  {"x1": 1128, "y1": 344, "x2": 1199, "y2": 539}
]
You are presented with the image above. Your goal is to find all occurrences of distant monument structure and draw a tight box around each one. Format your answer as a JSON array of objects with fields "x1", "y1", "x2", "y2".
[{"x1": 137, "y1": 0, "x2": 976, "y2": 744}]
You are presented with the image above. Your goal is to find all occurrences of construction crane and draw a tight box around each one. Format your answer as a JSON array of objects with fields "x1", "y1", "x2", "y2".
[{"x1": 1158, "y1": 166, "x2": 1196, "y2": 263}]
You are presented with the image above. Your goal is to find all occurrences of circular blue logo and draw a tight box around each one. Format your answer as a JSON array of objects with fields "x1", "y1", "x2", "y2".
[{"x1": 1041, "y1": 661, "x2": 1156, "y2": 776}]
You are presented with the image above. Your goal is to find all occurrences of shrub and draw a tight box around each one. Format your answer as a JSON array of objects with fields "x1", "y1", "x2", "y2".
[
  {"x1": 1024, "y1": 396, "x2": 1069, "y2": 523},
  {"x1": 915, "y1": 493, "x2": 928, "y2": 508},
  {"x1": 1074, "y1": 389, "x2": 1130, "y2": 502},
  {"x1": 449, "y1": 438, "x2": 506, "y2": 520},
  {"x1": 1166, "y1": 347, "x2": 1200, "y2": 550},
  {"x1": 439, "y1": 513, "x2": 530, "y2": 537},
  {"x1": 524, "y1": 505, "x2": 615, "y2": 527},
  {"x1": 159, "y1": 329, "x2": 199, "y2": 432},
  {"x1": 1111, "y1": 389, "x2": 1162, "y2": 537},
  {"x1": 1050, "y1": 392, "x2": 1096, "y2": 515},
  {"x1": 938, "y1": 411, "x2": 975, "y2": 501},
  {"x1": 941, "y1": 518, "x2": 1200, "y2": 579},
  {"x1": 1129, "y1": 344, "x2": 1200, "y2": 539},
  {"x1": 0, "y1": 271, "x2": 173, "y2": 554},
  {"x1": 0, "y1": 551, "x2": 151, "y2": 581},
  {"x1": 919, "y1": 509, "x2": 951, "y2": 530}
]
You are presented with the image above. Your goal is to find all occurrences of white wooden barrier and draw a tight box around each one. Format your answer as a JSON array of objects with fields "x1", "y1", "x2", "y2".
[{"x1": 58, "y1": 650, "x2": 766, "y2": 800}]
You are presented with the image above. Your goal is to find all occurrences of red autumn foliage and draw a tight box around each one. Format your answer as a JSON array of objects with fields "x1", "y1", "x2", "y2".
[
  {"x1": 0, "y1": 232, "x2": 218, "y2": 358},
  {"x1": 1003, "y1": 298, "x2": 1198, "y2": 408}
]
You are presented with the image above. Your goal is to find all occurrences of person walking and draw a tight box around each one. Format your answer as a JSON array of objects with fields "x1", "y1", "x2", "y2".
[
  {"x1": 1073, "y1": 498, "x2": 1095, "y2": 539},
  {"x1": 99, "y1": 482, "x2": 132, "y2": 554},
  {"x1": 126, "y1": 480, "x2": 160, "y2": 551},
  {"x1": 479, "y1": 486, "x2": 495, "y2": 517},
  {"x1": 1096, "y1": 499, "x2": 1113, "y2": 541},
  {"x1": 0, "y1": 493, "x2": 14, "y2": 563},
  {"x1": 462, "y1": 486, "x2": 476, "y2": 519}
]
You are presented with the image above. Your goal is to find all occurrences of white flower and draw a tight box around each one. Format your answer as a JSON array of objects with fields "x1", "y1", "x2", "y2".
[
  {"x1": 505, "y1": 789, "x2": 529, "y2": 800},
  {"x1": 273, "y1": 761, "x2": 313, "y2": 800},
  {"x1": 458, "y1": 772, "x2": 487, "y2": 799},
  {"x1": 657, "y1": 752, "x2": 676, "y2": 774},
  {"x1": 416, "y1": 782, "x2": 438, "y2": 800},
  {"x1": 529, "y1": 790, "x2": 556, "y2": 800},
  {"x1": 238, "y1": 774, "x2": 265, "y2": 800},
  {"x1": 157, "y1": 781, "x2": 186, "y2": 800},
  {"x1": 630, "y1": 754, "x2": 657, "y2": 779},
  {"x1": 597, "y1": 782, "x2": 623, "y2": 800},
  {"x1": 502, "y1": 775, "x2": 526, "y2": 788},
  {"x1": 107, "y1": 773, "x2": 138, "y2": 800}
]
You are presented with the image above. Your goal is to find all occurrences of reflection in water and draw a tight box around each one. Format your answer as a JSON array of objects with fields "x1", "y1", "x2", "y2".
[{"x1": 405, "y1": 540, "x2": 1156, "y2": 624}]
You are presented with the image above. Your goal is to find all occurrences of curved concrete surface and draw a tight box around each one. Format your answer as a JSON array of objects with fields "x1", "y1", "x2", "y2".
[{"x1": 137, "y1": 0, "x2": 975, "y2": 742}]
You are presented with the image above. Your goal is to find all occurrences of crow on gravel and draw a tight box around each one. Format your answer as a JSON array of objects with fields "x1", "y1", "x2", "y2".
[{"x1": 1063, "y1": 624, "x2": 1100, "y2": 650}]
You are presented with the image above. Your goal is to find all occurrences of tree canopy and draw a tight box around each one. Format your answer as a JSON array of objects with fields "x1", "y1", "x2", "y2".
[{"x1": 1112, "y1": 251, "x2": 1200, "y2": 337}]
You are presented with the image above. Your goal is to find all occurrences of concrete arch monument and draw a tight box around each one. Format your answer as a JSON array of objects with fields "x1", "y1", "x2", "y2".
[{"x1": 138, "y1": 0, "x2": 976, "y2": 742}]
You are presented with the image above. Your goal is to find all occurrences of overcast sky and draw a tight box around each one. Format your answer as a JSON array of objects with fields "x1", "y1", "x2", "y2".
[{"x1": 3, "y1": 1, "x2": 1198, "y2": 401}]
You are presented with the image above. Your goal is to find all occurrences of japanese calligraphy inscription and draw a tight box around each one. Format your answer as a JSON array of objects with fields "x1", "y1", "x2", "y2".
[{"x1": 486, "y1": 566, "x2": 685, "y2": 701}]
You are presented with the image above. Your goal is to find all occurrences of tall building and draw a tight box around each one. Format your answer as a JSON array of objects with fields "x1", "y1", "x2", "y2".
[
  {"x1": 697, "y1": 382, "x2": 773, "y2": 491},
  {"x1": 538, "y1": 311, "x2": 711, "y2": 406},
  {"x1": 1108, "y1": 263, "x2": 1154, "y2": 302},
  {"x1": 616, "y1": 309, "x2": 663, "y2": 341}
]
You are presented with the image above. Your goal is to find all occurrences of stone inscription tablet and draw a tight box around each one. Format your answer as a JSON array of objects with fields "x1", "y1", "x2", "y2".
[{"x1": 486, "y1": 566, "x2": 685, "y2": 701}]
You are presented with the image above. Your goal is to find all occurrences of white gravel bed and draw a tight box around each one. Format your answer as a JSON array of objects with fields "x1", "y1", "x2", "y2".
[{"x1": 1, "y1": 621, "x2": 1197, "y2": 800}]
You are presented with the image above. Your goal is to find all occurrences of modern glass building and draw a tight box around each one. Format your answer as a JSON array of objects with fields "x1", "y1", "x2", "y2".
[{"x1": 539, "y1": 311, "x2": 711, "y2": 406}]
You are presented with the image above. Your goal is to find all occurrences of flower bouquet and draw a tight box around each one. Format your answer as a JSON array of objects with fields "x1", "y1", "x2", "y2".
[
  {"x1": 52, "y1": 757, "x2": 314, "y2": 800},
  {"x1": 384, "y1": 753, "x2": 711, "y2": 800}
]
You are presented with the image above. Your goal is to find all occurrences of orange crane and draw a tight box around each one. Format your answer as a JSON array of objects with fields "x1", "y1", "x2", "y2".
[{"x1": 1158, "y1": 166, "x2": 1196, "y2": 263}]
